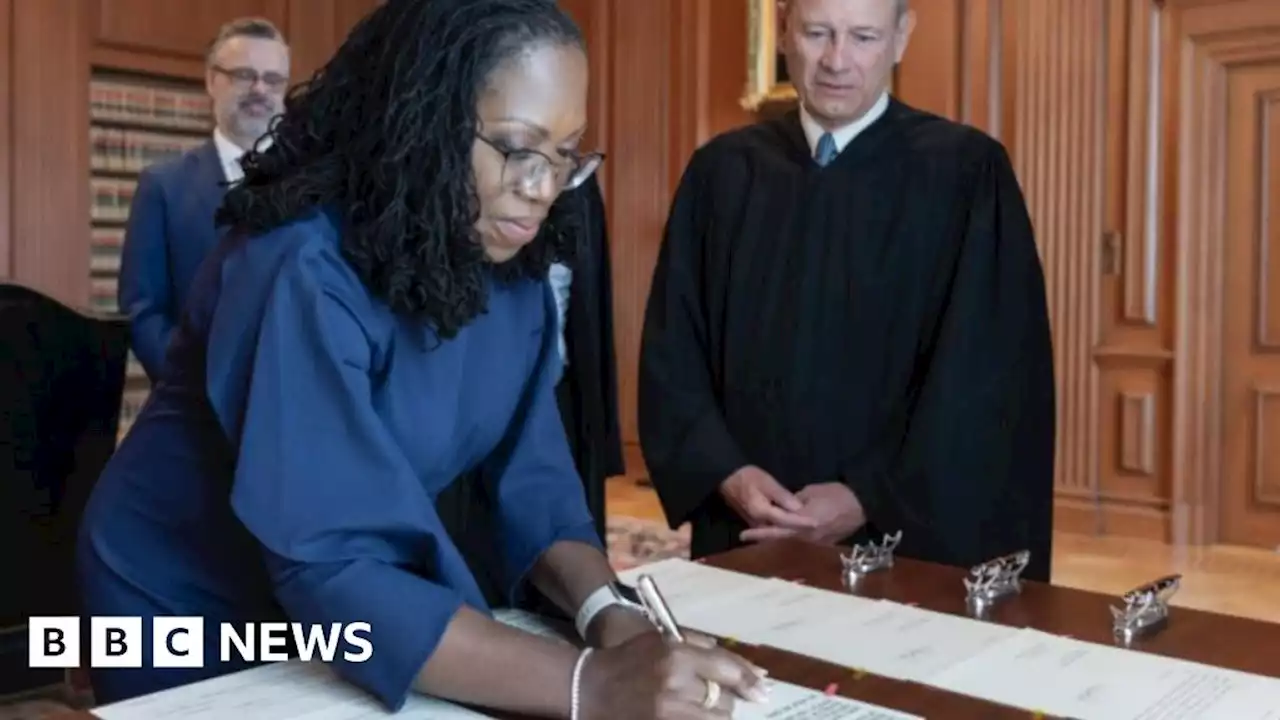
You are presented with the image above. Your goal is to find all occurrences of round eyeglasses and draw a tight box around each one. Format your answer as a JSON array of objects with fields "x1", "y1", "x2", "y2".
[{"x1": 477, "y1": 134, "x2": 604, "y2": 192}]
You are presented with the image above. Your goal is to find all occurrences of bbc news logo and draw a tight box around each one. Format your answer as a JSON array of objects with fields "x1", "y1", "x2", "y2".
[{"x1": 29, "y1": 617, "x2": 373, "y2": 668}]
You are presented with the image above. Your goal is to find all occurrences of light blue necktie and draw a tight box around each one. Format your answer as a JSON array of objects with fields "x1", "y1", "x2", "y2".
[{"x1": 814, "y1": 132, "x2": 838, "y2": 167}]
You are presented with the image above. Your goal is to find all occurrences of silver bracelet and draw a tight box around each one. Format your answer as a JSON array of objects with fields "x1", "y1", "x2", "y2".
[{"x1": 570, "y1": 647, "x2": 594, "y2": 720}]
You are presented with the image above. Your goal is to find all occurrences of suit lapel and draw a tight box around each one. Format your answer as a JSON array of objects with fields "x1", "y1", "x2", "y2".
[{"x1": 194, "y1": 140, "x2": 229, "y2": 247}]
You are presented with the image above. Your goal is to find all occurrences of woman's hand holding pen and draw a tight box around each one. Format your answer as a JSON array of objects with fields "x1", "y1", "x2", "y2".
[{"x1": 578, "y1": 632, "x2": 769, "y2": 719}]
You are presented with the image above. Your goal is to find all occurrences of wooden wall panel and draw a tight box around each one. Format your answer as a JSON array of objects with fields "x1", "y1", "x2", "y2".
[
  {"x1": 10, "y1": 0, "x2": 91, "y2": 306},
  {"x1": 604, "y1": 1, "x2": 675, "y2": 460},
  {"x1": 91, "y1": 0, "x2": 289, "y2": 79},
  {"x1": 285, "y1": 0, "x2": 340, "y2": 85},
  {"x1": 559, "y1": 0, "x2": 612, "y2": 189},
  {"x1": 1010, "y1": 0, "x2": 1112, "y2": 533},
  {"x1": 95, "y1": 0, "x2": 288, "y2": 57},
  {"x1": 0, "y1": 0, "x2": 11, "y2": 280},
  {"x1": 90, "y1": 0, "x2": 376, "y2": 83},
  {"x1": 288, "y1": 0, "x2": 381, "y2": 84}
]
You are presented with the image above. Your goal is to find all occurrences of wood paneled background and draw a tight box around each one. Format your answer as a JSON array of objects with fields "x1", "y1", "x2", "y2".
[{"x1": 0, "y1": 0, "x2": 1276, "y2": 550}]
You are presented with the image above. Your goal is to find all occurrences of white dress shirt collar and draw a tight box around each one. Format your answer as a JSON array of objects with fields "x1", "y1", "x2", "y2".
[
  {"x1": 798, "y1": 91, "x2": 890, "y2": 157},
  {"x1": 212, "y1": 128, "x2": 272, "y2": 184}
]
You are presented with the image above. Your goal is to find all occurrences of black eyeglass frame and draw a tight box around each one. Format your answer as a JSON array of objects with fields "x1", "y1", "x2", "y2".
[
  {"x1": 476, "y1": 134, "x2": 605, "y2": 191},
  {"x1": 211, "y1": 64, "x2": 290, "y2": 91}
]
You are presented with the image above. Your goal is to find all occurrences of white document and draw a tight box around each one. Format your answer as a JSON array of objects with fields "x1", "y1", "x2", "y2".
[
  {"x1": 734, "y1": 680, "x2": 921, "y2": 720},
  {"x1": 617, "y1": 557, "x2": 774, "y2": 618},
  {"x1": 93, "y1": 660, "x2": 495, "y2": 719},
  {"x1": 492, "y1": 608, "x2": 576, "y2": 644},
  {"x1": 931, "y1": 628, "x2": 1280, "y2": 719},
  {"x1": 678, "y1": 578, "x2": 883, "y2": 644},
  {"x1": 762, "y1": 599, "x2": 1023, "y2": 684}
]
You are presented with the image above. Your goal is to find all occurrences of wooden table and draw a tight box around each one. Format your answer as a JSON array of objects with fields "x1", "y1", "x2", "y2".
[
  {"x1": 52, "y1": 538, "x2": 1280, "y2": 718},
  {"x1": 703, "y1": 538, "x2": 1280, "y2": 717}
]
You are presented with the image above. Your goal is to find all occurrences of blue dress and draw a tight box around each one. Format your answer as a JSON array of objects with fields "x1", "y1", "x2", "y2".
[{"x1": 77, "y1": 208, "x2": 601, "y2": 709}]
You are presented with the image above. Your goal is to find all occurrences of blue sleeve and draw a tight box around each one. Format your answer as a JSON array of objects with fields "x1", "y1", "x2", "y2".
[
  {"x1": 117, "y1": 169, "x2": 174, "y2": 380},
  {"x1": 489, "y1": 285, "x2": 605, "y2": 605},
  {"x1": 223, "y1": 249, "x2": 464, "y2": 711}
]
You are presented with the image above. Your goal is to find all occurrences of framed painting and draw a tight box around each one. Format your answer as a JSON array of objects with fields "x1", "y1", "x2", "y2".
[{"x1": 742, "y1": 0, "x2": 797, "y2": 109}]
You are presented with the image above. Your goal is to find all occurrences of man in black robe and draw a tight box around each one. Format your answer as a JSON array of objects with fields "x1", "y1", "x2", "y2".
[
  {"x1": 438, "y1": 173, "x2": 626, "y2": 605},
  {"x1": 638, "y1": 0, "x2": 1057, "y2": 582}
]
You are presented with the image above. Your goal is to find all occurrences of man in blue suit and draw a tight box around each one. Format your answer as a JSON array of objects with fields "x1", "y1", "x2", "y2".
[{"x1": 118, "y1": 17, "x2": 290, "y2": 380}]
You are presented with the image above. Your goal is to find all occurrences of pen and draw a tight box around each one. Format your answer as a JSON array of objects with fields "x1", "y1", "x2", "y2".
[
  {"x1": 637, "y1": 573, "x2": 771, "y2": 706},
  {"x1": 636, "y1": 574, "x2": 686, "y2": 643}
]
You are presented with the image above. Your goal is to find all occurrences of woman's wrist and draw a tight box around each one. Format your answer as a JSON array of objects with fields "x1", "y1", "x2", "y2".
[{"x1": 588, "y1": 605, "x2": 656, "y2": 648}]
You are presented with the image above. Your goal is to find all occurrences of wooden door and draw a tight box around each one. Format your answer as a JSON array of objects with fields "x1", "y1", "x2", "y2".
[
  {"x1": 1219, "y1": 55, "x2": 1280, "y2": 547},
  {"x1": 1164, "y1": 0, "x2": 1280, "y2": 548}
]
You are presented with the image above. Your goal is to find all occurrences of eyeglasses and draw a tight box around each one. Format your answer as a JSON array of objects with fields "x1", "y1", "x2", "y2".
[
  {"x1": 476, "y1": 134, "x2": 604, "y2": 192},
  {"x1": 212, "y1": 64, "x2": 289, "y2": 91}
]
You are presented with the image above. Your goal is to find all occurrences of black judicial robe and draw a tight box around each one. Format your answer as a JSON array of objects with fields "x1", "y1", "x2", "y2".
[
  {"x1": 438, "y1": 175, "x2": 625, "y2": 606},
  {"x1": 558, "y1": 175, "x2": 627, "y2": 528},
  {"x1": 638, "y1": 99, "x2": 1057, "y2": 582}
]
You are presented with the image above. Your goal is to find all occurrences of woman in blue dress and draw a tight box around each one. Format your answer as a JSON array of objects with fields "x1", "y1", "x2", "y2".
[{"x1": 76, "y1": 0, "x2": 764, "y2": 717}]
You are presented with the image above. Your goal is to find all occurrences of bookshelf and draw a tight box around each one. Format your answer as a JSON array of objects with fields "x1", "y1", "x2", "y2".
[{"x1": 89, "y1": 70, "x2": 214, "y2": 440}]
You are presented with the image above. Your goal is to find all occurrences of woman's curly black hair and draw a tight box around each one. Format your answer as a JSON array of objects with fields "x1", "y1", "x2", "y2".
[{"x1": 216, "y1": 0, "x2": 587, "y2": 338}]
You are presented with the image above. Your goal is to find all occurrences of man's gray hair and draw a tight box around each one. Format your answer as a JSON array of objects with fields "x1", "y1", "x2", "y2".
[
  {"x1": 205, "y1": 17, "x2": 286, "y2": 65},
  {"x1": 780, "y1": 0, "x2": 910, "y2": 21}
]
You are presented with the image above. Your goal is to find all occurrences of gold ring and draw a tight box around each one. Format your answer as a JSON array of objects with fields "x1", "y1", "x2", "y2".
[{"x1": 701, "y1": 679, "x2": 721, "y2": 710}]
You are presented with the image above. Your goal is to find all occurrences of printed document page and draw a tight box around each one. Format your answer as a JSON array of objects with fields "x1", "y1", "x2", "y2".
[
  {"x1": 673, "y1": 576, "x2": 881, "y2": 642},
  {"x1": 619, "y1": 563, "x2": 1020, "y2": 685},
  {"x1": 735, "y1": 680, "x2": 921, "y2": 720},
  {"x1": 617, "y1": 557, "x2": 775, "y2": 618},
  {"x1": 492, "y1": 607, "x2": 577, "y2": 644},
  {"x1": 92, "y1": 660, "x2": 495, "y2": 719},
  {"x1": 930, "y1": 628, "x2": 1280, "y2": 719},
  {"x1": 754, "y1": 594, "x2": 1024, "y2": 683}
]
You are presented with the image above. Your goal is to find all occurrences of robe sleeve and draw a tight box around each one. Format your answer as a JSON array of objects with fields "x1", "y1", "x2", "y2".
[
  {"x1": 221, "y1": 247, "x2": 465, "y2": 711},
  {"x1": 638, "y1": 151, "x2": 749, "y2": 528},
  {"x1": 583, "y1": 177, "x2": 626, "y2": 478},
  {"x1": 486, "y1": 282, "x2": 605, "y2": 605},
  {"x1": 843, "y1": 141, "x2": 1057, "y2": 582}
]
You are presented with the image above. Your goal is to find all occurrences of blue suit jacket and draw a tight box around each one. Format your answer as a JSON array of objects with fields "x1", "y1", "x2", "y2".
[{"x1": 118, "y1": 140, "x2": 226, "y2": 380}]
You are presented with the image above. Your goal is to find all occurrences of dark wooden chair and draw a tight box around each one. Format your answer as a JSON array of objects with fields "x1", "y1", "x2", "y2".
[{"x1": 0, "y1": 283, "x2": 128, "y2": 697}]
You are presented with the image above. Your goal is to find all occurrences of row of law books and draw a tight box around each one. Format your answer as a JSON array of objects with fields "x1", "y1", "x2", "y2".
[
  {"x1": 91, "y1": 126, "x2": 207, "y2": 174},
  {"x1": 89, "y1": 276, "x2": 118, "y2": 313},
  {"x1": 91, "y1": 177, "x2": 137, "y2": 223},
  {"x1": 91, "y1": 79, "x2": 213, "y2": 131},
  {"x1": 91, "y1": 227, "x2": 125, "y2": 274}
]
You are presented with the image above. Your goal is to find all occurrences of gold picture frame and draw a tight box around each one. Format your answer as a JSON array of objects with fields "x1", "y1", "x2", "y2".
[{"x1": 741, "y1": 0, "x2": 797, "y2": 110}]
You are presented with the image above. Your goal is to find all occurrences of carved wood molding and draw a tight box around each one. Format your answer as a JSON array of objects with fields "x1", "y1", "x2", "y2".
[
  {"x1": 1169, "y1": 0, "x2": 1280, "y2": 545},
  {"x1": 1161, "y1": 0, "x2": 1260, "y2": 7}
]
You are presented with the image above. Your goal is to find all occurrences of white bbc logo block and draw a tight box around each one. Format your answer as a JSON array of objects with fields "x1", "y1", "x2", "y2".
[
  {"x1": 91, "y1": 617, "x2": 143, "y2": 668},
  {"x1": 153, "y1": 617, "x2": 204, "y2": 668},
  {"x1": 28, "y1": 617, "x2": 80, "y2": 668}
]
